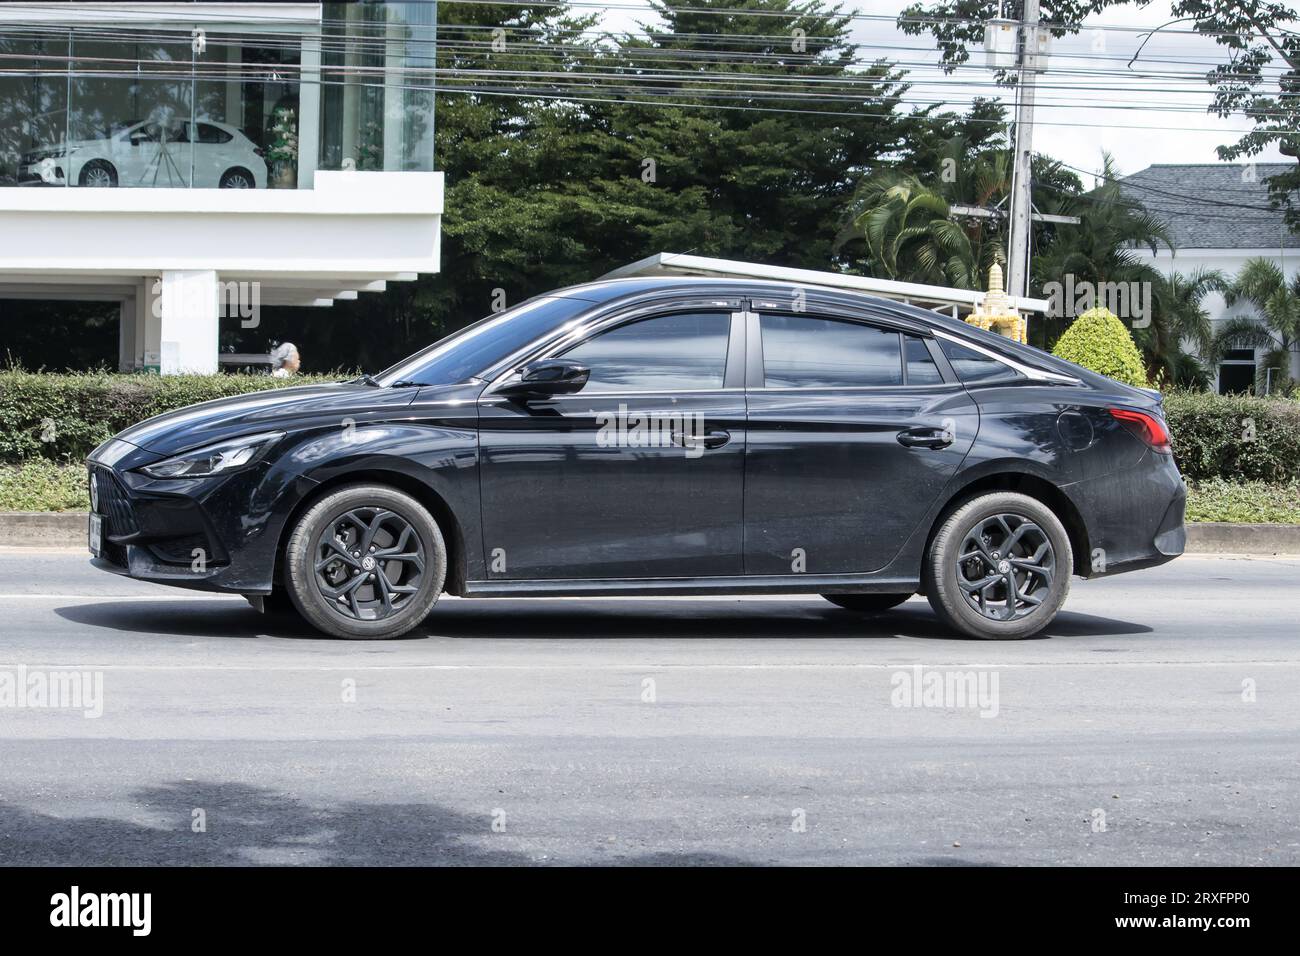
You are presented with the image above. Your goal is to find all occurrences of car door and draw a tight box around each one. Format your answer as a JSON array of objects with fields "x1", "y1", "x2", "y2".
[
  {"x1": 742, "y1": 305, "x2": 979, "y2": 575},
  {"x1": 477, "y1": 303, "x2": 747, "y2": 580}
]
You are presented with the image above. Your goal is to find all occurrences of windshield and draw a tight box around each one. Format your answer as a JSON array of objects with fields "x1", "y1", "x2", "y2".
[{"x1": 373, "y1": 296, "x2": 591, "y2": 387}]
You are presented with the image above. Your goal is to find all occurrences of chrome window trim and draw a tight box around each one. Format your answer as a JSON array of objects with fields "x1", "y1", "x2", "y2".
[{"x1": 929, "y1": 328, "x2": 1081, "y2": 385}]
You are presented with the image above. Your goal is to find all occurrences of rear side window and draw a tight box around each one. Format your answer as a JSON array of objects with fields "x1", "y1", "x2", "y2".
[
  {"x1": 760, "y1": 314, "x2": 902, "y2": 387},
  {"x1": 197, "y1": 123, "x2": 233, "y2": 144},
  {"x1": 904, "y1": 335, "x2": 943, "y2": 385},
  {"x1": 939, "y1": 339, "x2": 1019, "y2": 383}
]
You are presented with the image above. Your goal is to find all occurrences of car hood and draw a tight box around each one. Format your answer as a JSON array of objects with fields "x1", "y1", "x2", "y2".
[{"x1": 108, "y1": 382, "x2": 429, "y2": 458}]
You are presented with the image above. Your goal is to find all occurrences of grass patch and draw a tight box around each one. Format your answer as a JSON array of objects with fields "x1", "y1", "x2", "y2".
[
  {"x1": 1184, "y1": 478, "x2": 1300, "y2": 524},
  {"x1": 2, "y1": 463, "x2": 1299, "y2": 525},
  {"x1": 0, "y1": 461, "x2": 89, "y2": 512}
]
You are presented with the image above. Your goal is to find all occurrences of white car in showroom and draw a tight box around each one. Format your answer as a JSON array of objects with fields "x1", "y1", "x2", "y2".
[{"x1": 20, "y1": 118, "x2": 268, "y2": 189}]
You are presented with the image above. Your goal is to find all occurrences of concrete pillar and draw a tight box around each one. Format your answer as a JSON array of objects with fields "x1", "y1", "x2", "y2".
[
  {"x1": 383, "y1": 17, "x2": 406, "y2": 170},
  {"x1": 141, "y1": 277, "x2": 162, "y2": 372},
  {"x1": 341, "y1": 4, "x2": 360, "y2": 166},
  {"x1": 158, "y1": 269, "x2": 219, "y2": 375},
  {"x1": 117, "y1": 297, "x2": 136, "y2": 371},
  {"x1": 297, "y1": 30, "x2": 321, "y2": 188}
]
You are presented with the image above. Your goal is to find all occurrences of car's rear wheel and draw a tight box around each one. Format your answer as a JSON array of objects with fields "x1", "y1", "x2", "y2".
[
  {"x1": 821, "y1": 593, "x2": 912, "y2": 613},
  {"x1": 924, "y1": 492, "x2": 1071, "y2": 640},
  {"x1": 285, "y1": 484, "x2": 446, "y2": 639},
  {"x1": 220, "y1": 167, "x2": 255, "y2": 188},
  {"x1": 79, "y1": 160, "x2": 117, "y2": 187}
]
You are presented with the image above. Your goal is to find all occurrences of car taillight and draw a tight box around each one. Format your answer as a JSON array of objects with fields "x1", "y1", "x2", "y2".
[
  {"x1": 253, "y1": 146, "x2": 264, "y2": 158},
  {"x1": 1109, "y1": 407, "x2": 1172, "y2": 454}
]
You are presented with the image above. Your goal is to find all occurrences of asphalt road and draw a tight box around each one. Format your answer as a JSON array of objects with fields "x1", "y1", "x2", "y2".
[{"x1": 0, "y1": 548, "x2": 1296, "y2": 866}]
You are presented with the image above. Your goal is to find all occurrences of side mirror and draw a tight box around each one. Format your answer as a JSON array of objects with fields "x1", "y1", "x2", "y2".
[
  {"x1": 498, "y1": 359, "x2": 590, "y2": 398},
  {"x1": 129, "y1": 133, "x2": 147, "y2": 146}
]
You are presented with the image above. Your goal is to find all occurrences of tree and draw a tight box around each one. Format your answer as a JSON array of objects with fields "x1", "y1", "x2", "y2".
[
  {"x1": 838, "y1": 138, "x2": 1011, "y2": 288},
  {"x1": 1029, "y1": 155, "x2": 1172, "y2": 346},
  {"x1": 897, "y1": 1, "x2": 1300, "y2": 226},
  {"x1": 1213, "y1": 257, "x2": 1300, "y2": 393},
  {"x1": 1051, "y1": 306, "x2": 1148, "y2": 386},
  {"x1": 1142, "y1": 270, "x2": 1225, "y2": 389}
]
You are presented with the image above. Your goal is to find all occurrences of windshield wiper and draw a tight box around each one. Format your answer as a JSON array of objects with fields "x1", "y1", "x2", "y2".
[{"x1": 389, "y1": 379, "x2": 424, "y2": 388}]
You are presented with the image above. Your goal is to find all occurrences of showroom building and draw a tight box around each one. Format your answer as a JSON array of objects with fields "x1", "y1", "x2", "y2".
[{"x1": 0, "y1": 1, "x2": 442, "y2": 373}]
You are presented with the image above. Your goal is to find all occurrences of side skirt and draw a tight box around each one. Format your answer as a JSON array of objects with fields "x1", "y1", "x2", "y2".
[{"x1": 462, "y1": 573, "x2": 921, "y2": 599}]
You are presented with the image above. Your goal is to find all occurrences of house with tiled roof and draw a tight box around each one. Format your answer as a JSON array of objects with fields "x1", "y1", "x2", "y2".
[{"x1": 1120, "y1": 163, "x2": 1300, "y2": 393}]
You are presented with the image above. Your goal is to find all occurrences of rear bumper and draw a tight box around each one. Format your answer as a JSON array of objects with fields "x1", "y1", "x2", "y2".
[{"x1": 1068, "y1": 451, "x2": 1186, "y2": 578}]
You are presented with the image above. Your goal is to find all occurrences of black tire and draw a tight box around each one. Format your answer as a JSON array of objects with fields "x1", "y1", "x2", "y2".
[
  {"x1": 923, "y1": 491, "x2": 1072, "y2": 640},
  {"x1": 285, "y1": 484, "x2": 446, "y2": 639},
  {"x1": 219, "y1": 167, "x2": 255, "y2": 188},
  {"x1": 821, "y1": 592, "x2": 912, "y2": 613},
  {"x1": 79, "y1": 160, "x2": 117, "y2": 187}
]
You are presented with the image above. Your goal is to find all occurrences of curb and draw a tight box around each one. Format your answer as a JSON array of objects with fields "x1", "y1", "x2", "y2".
[{"x1": 2, "y1": 512, "x2": 1298, "y2": 556}]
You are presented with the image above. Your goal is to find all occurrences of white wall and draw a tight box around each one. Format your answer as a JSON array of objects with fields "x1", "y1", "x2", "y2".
[{"x1": 1132, "y1": 247, "x2": 1300, "y2": 389}]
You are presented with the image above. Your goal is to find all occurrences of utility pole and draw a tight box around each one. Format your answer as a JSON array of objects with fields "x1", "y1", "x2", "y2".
[{"x1": 1006, "y1": 0, "x2": 1041, "y2": 300}]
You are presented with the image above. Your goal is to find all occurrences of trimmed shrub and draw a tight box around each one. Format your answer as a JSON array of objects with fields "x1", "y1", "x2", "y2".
[
  {"x1": 1051, "y1": 307, "x2": 1148, "y2": 387},
  {"x1": 1164, "y1": 391, "x2": 1300, "y2": 483},
  {"x1": 0, "y1": 371, "x2": 341, "y2": 463}
]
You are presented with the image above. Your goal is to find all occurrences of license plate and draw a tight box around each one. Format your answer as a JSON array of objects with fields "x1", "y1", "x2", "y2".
[{"x1": 88, "y1": 513, "x2": 102, "y2": 556}]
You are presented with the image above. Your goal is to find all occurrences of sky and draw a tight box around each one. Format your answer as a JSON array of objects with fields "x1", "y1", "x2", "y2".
[{"x1": 596, "y1": 0, "x2": 1289, "y2": 183}]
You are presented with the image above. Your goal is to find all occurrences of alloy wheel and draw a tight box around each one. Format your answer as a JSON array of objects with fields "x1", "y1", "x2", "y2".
[
  {"x1": 312, "y1": 507, "x2": 426, "y2": 622},
  {"x1": 955, "y1": 513, "x2": 1055, "y2": 622},
  {"x1": 222, "y1": 172, "x2": 253, "y2": 188},
  {"x1": 83, "y1": 165, "x2": 114, "y2": 187}
]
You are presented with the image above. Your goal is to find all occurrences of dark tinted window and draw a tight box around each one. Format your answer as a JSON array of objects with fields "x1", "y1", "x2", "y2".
[
  {"x1": 760, "y1": 314, "x2": 901, "y2": 387},
  {"x1": 904, "y1": 335, "x2": 943, "y2": 384},
  {"x1": 376, "y1": 296, "x2": 587, "y2": 385},
  {"x1": 561, "y1": 312, "x2": 730, "y2": 391},
  {"x1": 196, "y1": 123, "x2": 233, "y2": 144},
  {"x1": 939, "y1": 339, "x2": 1019, "y2": 383}
]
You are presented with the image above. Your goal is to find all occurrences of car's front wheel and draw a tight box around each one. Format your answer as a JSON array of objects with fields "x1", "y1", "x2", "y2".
[
  {"x1": 285, "y1": 484, "x2": 446, "y2": 639},
  {"x1": 821, "y1": 593, "x2": 912, "y2": 613},
  {"x1": 924, "y1": 492, "x2": 1072, "y2": 640}
]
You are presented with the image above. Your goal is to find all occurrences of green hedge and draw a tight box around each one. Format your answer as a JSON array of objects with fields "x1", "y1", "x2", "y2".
[
  {"x1": 1164, "y1": 391, "x2": 1300, "y2": 483},
  {"x1": 0, "y1": 371, "x2": 340, "y2": 463},
  {"x1": 1051, "y1": 307, "x2": 1148, "y2": 387}
]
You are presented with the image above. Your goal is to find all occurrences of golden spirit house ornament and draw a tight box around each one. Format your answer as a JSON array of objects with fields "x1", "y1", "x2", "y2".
[{"x1": 966, "y1": 263, "x2": 1027, "y2": 344}]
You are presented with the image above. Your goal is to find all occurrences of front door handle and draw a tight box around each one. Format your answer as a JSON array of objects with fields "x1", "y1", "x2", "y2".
[
  {"x1": 672, "y1": 429, "x2": 731, "y2": 450},
  {"x1": 897, "y1": 426, "x2": 953, "y2": 450}
]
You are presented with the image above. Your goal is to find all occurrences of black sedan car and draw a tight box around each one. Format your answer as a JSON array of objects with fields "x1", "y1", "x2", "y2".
[{"x1": 86, "y1": 277, "x2": 1186, "y2": 640}]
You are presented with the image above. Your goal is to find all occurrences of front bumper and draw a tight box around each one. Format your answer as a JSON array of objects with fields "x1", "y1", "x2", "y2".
[{"x1": 86, "y1": 442, "x2": 310, "y2": 595}]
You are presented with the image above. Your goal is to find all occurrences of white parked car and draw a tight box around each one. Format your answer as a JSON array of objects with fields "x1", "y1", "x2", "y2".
[{"x1": 20, "y1": 119, "x2": 268, "y2": 189}]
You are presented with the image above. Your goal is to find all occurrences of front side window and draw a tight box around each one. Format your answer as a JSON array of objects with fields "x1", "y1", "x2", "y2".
[
  {"x1": 760, "y1": 314, "x2": 902, "y2": 388},
  {"x1": 560, "y1": 312, "x2": 731, "y2": 392}
]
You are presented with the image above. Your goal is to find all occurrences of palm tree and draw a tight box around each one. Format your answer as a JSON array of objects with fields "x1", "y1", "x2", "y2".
[
  {"x1": 1140, "y1": 270, "x2": 1226, "y2": 389},
  {"x1": 1030, "y1": 154, "x2": 1174, "y2": 347},
  {"x1": 837, "y1": 139, "x2": 1009, "y2": 289},
  {"x1": 1213, "y1": 258, "x2": 1300, "y2": 394}
]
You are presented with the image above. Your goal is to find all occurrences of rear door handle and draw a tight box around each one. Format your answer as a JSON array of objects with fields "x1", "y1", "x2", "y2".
[
  {"x1": 897, "y1": 426, "x2": 953, "y2": 450},
  {"x1": 673, "y1": 429, "x2": 731, "y2": 450}
]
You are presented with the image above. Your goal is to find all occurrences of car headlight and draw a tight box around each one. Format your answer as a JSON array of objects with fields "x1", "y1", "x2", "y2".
[{"x1": 140, "y1": 432, "x2": 284, "y2": 479}]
